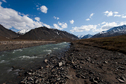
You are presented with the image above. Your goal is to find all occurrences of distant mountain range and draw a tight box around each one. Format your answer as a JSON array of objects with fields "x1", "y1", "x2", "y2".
[
  {"x1": 78, "y1": 34, "x2": 93, "y2": 39},
  {"x1": 78, "y1": 25, "x2": 126, "y2": 39},
  {"x1": 92, "y1": 25, "x2": 126, "y2": 38},
  {"x1": 0, "y1": 24, "x2": 78, "y2": 41},
  {"x1": 0, "y1": 24, "x2": 19, "y2": 40},
  {"x1": 1, "y1": 24, "x2": 126, "y2": 41}
]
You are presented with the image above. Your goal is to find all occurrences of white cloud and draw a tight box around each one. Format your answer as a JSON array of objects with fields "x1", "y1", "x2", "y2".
[
  {"x1": 104, "y1": 11, "x2": 113, "y2": 17},
  {"x1": 70, "y1": 25, "x2": 97, "y2": 32},
  {"x1": 53, "y1": 24, "x2": 60, "y2": 29},
  {"x1": 40, "y1": 5, "x2": 48, "y2": 13},
  {"x1": 53, "y1": 16, "x2": 59, "y2": 20},
  {"x1": 104, "y1": 11, "x2": 122, "y2": 18},
  {"x1": 122, "y1": 15, "x2": 126, "y2": 18},
  {"x1": 98, "y1": 24, "x2": 100, "y2": 26},
  {"x1": 114, "y1": 14, "x2": 121, "y2": 17},
  {"x1": 89, "y1": 13, "x2": 94, "y2": 18},
  {"x1": 2, "y1": 0, "x2": 6, "y2": 3},
  {"x1": 93, "y1": 22, "x2": 118, "y2": 32},
  {"x1": 43, "y1": 23, "x2": 51, "y2": 28},
  {"x1": 114, "y1": 11, "x2": 118, "y2": 14},
  {"x1": 86, "y1": 18, "x2": 90, "y2": 21},
  {"x1": 35, "y1": 17, "x2": 40, "y2": 21},
  {"x1": 104, "y1": 11, "x2": 126, "y2": 18},
  {"x1": 53, "y1": 22, "x2": 67, "y2": 30},
  {"x1": 119, "y1": 21, "x2": 126, "y2": 25},
  {"x1": 0, "y1": 3, "x2": 50, "y2": 31},
  {"x1": 70, "y1": 21, "x2": 126, "y2": 33},
  {"x1": 58, "y1": 22, "x2": 67, "y2": 28},
  {"x1": 57, "y1": 17, "x2": 59, "y2": 20},
  {"x1": 95, "y1": 21, "x2": 126, "y2": 32},
  {"x1": 101, "y1": 21, "x2": 106, "y2": 24},
  {"x1": 86, "y1": 13, "x2": 94, "y2": 21},
  {"x1": 101, "y1": 22, "x2": 117, "y2": 30},
  {"x1": 113, "y1": 11, "x2": 121, "y2": 17},
  {"x1": 70, "y1": 20, "x2": 74, "y2": 24}
]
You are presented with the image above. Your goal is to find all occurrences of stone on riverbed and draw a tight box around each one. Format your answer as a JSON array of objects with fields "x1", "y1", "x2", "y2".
[
  {"x1": 44, "y1": 59, "x2": 48, "y2": 63},
  {"x1": 58, "y1": 62, "x2": 63, "y2": 67}
]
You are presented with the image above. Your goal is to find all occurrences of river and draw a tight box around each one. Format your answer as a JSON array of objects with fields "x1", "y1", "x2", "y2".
[{"x1": 0, "y1": 42, "x2": 70, "y2": 83}]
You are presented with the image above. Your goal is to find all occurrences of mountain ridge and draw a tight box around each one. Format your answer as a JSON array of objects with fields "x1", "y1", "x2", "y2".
[
  {"x1": 0, "y1": 24, "x2": 19, "y2": 39},
  {"x1": 92, "y1": 25, "x2": 126, "y2": 38},
  {"x1": 17, "y1": 26, "x2": 78, "y2": 41}
]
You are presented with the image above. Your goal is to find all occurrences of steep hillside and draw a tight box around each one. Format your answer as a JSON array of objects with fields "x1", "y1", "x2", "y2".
[
  {"x1": 0, "y1": 24, "x2": 19, "y2": 39},
  {"x1": 18, "y1": 27, "x2": 78, "y2": 41}
]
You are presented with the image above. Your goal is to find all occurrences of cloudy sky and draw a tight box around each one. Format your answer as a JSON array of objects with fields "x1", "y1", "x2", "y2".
[{"x1": 0, "y1": 0, "x2": 126, "y2": 36}]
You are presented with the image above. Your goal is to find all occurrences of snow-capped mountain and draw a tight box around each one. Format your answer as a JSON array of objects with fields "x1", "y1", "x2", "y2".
[
  {"x1": 77, "y1": 34, "x2": 93, "y2": 39},
  {"x1": 92, "y1": 25, "x2": 126, "y2": 38},
  {"x1": 81, "y1": 34, "x2": 93, "y2": 39},
  {"x1": 77, "y1": 35, "x2": 85, "y2": 39},
  {"x1": 107, "y1": 25, "x2": 126, "y2": 33},
  {"x1": 18, "y1": 29, "x2": 30, "y2": 35}
]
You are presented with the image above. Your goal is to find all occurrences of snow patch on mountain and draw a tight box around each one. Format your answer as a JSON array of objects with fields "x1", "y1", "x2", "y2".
[
  {"x1": 77, "y1": 35, "x2": 85, "y2": 39},
  {"x1": 78, "y1": 34, "x2": 93, "y2": 39},
  {"x1": 92, "y1": 25, "x2": 126, "y2": 38},
  {"x1": 18, "y1": 29, "x2": 30, "y2": 34}
]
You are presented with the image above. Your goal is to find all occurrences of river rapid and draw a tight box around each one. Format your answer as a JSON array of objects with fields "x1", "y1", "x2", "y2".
[{"x1": 0, "y1": 42, "x2": 70, "y2": 83}]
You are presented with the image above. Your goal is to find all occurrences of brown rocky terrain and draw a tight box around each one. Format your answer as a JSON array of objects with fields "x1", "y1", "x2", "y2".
[
  {"x1": 12, "y1": 35, "x2": 126, "y2": 84},
  {"x1": 65, "y1": 42, "x2": 126, "y2": 84}
]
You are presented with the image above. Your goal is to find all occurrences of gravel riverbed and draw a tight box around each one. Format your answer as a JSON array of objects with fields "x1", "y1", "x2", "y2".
[
  {"x1": 3, "y1": 41, "x2": 126, "y2": 84},
  {"x1": 0, "y1": 41, "x2": 55, "y2": 52}
]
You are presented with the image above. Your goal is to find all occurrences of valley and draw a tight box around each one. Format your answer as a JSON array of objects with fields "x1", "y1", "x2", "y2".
[
  {"x1": 0, "y1": 24, "x2": 126, "y2": 84},
  {"x1": 1, "y1": 0, "x2": 126, "y2": 84}
]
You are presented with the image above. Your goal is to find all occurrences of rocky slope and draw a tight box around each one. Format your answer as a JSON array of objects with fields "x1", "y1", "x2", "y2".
[
  {"x1": 18, "y1": 27, "x2": 78, "y2": 41},
  {"x1": 0, "y1": 24, "x2": 19, "y2": 39},
  {"x1": 92, "y1": 25, "x2": 126, "y2": 38}
]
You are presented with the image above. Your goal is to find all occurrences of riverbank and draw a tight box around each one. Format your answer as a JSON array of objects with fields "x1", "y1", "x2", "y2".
[
  {"x1": 0, "y1": 41, "x2": 55, "y2": 52},
  {"x1": 0, "y1": 42, "x2": 70, "y2": 84},
  {"x1": 13, "y1": 40, "x2": 126, "y2": 84}
]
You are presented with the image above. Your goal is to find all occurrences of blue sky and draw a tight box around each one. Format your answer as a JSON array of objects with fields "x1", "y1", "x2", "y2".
[{"x1": 0, "y1": 0, "x2": 126, "y2": 36}]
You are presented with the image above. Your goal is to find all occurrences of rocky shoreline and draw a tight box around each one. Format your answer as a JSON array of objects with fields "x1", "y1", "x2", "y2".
[{"x1": 4, "y1": 41, "x2": 126, "y2": 84}]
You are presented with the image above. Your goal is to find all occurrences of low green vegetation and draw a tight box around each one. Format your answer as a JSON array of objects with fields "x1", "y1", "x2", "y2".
[{"x1": 74, "y1": 34, "x2": 126, "y2": 54}]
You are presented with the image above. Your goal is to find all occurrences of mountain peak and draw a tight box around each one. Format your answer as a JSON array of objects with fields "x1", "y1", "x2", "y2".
[
  {"x1": 92, "y1": 25, "x2": 126, "y2": 38},
  {"x1": 78, "y1": 34, "x2": 93, "y2": 39},
  {"x1": 18, "y1": 26, "x2": 78, "y2": 41}
]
